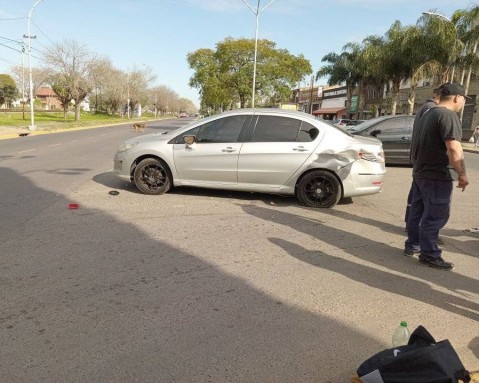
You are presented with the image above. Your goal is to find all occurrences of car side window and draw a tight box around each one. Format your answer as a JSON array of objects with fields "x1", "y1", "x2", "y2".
[
  {"x1": 297, "y1": 122, "x2": 319, "y2": 142},
  {"x1": 251, "y1": 116, "x2": 302, "y2": 142},
  {"x1": 196, "y1": 115, "x2": 247, "y2": 143},
  {"x1": 369, "y1": 118, "x2": 407, "y2": 136}
]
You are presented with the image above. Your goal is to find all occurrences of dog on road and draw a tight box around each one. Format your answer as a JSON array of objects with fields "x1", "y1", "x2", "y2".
[{"x1": 132, "y1": 122, "x2": 147, "y2": 132}]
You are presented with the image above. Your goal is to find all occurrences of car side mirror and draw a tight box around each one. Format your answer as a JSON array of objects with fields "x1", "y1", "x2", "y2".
[
  {"x1": 183, "y1": 135, "x2": 196, "y2": 145},
  {"x1": 370, "y1": 129, "x2": 381, "y2": 137}
]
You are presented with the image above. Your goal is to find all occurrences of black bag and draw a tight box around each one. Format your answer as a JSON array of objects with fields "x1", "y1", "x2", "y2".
[{"x1": 357, "y1": 326, "x2": 471, "y2": 383}]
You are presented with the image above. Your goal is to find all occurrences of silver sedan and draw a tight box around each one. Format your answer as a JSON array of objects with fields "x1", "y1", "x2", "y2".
[{"x1": 113, "y1": 109, "x2": 386, "y2": 208}]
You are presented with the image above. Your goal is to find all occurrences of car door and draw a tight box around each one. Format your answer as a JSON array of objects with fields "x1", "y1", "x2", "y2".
[
  {"x1": 172, "y1": 115, "x2": 248, "y2": 185},
  {"x1": 362, "y1": 117, "x2": 411, "y2": 164},
  {"x1": 237, "y1": 115, "x2": 320, "y2": 189}
]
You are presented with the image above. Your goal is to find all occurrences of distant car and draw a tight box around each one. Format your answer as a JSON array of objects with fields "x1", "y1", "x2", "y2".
[
  {"x1": 332, "y1": 118, "x2": 351, "y2": 127},
  {"x1": 179, "y1": 112, "x2": 188, "y2": 118},
  {"x1": 349, "y1": 115, "x2": 413, "y2": 165},
  {"x1": 113, "y1": 109, "x2": 385, "y2": 208}
]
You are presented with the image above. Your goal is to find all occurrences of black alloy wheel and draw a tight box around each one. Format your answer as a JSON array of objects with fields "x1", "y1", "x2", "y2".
[
  {"x1": 297, "y1": 170, "x2": 341, "y2": 208},
  {"x1": 133, "y1": 158, "x2": 171, "y2": 195}
]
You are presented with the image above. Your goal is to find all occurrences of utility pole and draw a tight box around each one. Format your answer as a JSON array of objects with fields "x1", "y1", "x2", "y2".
[
  {"x1": 309, "y1": 75, "x2": 314, "y2": 114},
  {"x1": 241, "y1": 0, "x2": 278, "y2": 108},
  {"x1": 24, "y1": 0, "x2": 44, "y2": 131},
  {"x1": 21, "y1": 45, "x2": 26, "y2": 120},
  {"x1": 126, "y1": 73, "x2": 130, "y2": 119}
]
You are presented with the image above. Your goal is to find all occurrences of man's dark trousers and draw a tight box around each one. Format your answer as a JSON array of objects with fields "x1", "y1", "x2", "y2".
[{"x1": 405, "y1": 178, "x2": 452, "y2": 258}]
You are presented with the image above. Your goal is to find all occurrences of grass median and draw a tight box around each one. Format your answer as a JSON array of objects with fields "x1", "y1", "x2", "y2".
[{"x1": 0, "y1": 110, "x2": 173, "y2": 132}]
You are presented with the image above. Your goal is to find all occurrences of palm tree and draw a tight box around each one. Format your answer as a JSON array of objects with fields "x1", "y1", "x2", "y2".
[
  {"x1": 418, "y1": 12, "x2": 463, "y2": 83},
  {"x1": 452, "y1": 5, "x2": 479, "y2": 95},
  {"x1": 316, "y1": 43, "x2": 364, "y2": 117},
  {"x1": 402, "y1": 24, "x2": 442, "y2": 114}
]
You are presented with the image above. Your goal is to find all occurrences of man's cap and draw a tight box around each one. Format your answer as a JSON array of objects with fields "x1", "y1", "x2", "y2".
[
  {"x1": 439, "y1": 82, "x2": 471, "y2": 99},
  {"x1": 432, "y1": 84, "x2": 445, "y2": 94}
]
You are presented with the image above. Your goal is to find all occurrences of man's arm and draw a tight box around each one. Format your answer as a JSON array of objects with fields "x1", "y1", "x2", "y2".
[{"x1": 445, "y1": 139, "x2": 469, "y2": 191}]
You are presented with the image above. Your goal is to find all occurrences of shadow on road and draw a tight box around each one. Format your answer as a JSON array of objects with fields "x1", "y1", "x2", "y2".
[
  {"x1": 240, "y1": 204, "x2": 479, "y2": 321},
  {"x1": 1, "y1": 166, "x2": 386, "y2": 382}
]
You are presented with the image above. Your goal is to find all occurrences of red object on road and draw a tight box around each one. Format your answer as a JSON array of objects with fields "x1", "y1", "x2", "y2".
[{"x1": 68, "y1": 203, "x2": 79, "y2": 209}]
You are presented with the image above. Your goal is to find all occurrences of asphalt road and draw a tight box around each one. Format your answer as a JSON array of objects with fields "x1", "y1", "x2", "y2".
[{"x1": 1, "y1": 119, "x2": 478, "y2": 382}]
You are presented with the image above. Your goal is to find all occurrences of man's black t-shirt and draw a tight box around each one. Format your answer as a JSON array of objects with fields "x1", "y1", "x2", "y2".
[
  {"x1": 410, "y1": 99, "x2": 437, "y2": 164},
  {"x1": 411, "y1": 106, "x2": 462, "y2": 181}
]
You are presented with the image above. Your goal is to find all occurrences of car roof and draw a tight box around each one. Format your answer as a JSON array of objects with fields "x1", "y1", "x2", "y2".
[
  {"x1": 169, "y1": 108, "x2": 352, "y2": 138},
  {"x1": 352, "y1": 115, "x2": 409, "y2": 132}
]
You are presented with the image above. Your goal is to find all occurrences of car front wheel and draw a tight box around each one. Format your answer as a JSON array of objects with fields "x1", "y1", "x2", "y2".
[
  {"x1": 297, "y1": 170, "x2": 341, "y2": 208},
  {"x1": 133, "y1": 158, "x2": 171, "y2": 195}
]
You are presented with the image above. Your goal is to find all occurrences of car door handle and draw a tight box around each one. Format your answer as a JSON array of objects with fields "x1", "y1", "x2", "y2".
[
  {"x1": 222, "y1": 147, "x2": 236, "y2": 153},
  {"x1": 400, "y1": 137, "x2": 408, "y2": 141},
  {"x1": 293, "y1": 146, "x2": 308, "y2": 152}
]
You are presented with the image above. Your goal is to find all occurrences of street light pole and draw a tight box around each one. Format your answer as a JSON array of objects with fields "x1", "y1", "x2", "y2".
[
  {"x1": 241, "y1": 0, "x2": 278, "y2": 108},
  {"x1": 25, "y1": 0, "x2": 44, "y2": 131}
]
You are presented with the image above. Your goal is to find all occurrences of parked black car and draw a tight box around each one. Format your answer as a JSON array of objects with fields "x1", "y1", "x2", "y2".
[{"x1": 348, "y1": 115, "x2": 414, "y2": 165}]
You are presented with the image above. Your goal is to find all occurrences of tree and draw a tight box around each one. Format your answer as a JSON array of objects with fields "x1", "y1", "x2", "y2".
[
  {"x1": 126, "y1": 65, "x2": 157, "y2": 115},
  {"x1": 316, "y1": 42, "x2": 366, "y2": 118},
  {"x1": 452, "y1": 5, "x2": 479, "y2": 95},
  {"x1": 100, "y1": 67, "x2": 126, "y2": 116},
  {"x1": 188, "y1": 38, "x2": 311, "y2": 109},
  {"x1": 9, "y1": 65, "x2": 50, "y2": 103},
  {"x1": 402, "y1": 24, "x2": 442, "y2": 114},
  {"x1": 0, "y1": 74, "x2": 17, "y2": 108},
  {"x1": 88, "y1": 57, "x2": 115, "y2": 113},
  {"x1": 148, "y1": 85, "x2": 180, "y2": 116},
  {"x1": 417, "y1": 12, "x2": 463, "y2": 83},
  {"x1": 43, "y1": 39, "x2": 95, "y2": 121},
  {"x1": 188, "y1": 48, "x2": 231, "y2": 112}
]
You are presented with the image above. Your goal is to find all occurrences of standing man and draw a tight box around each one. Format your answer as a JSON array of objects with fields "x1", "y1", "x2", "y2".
[
  {"x1": 404, "y1": 83, "x2": 469, "y2": 270},
  {"x1": 404, "y1": 86, "x2": 443, "y2": 227}
]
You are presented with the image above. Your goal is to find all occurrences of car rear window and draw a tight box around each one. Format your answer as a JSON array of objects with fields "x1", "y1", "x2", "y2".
[{"x1": 251, "y1": 116, "x2": 318, "y2": 142}]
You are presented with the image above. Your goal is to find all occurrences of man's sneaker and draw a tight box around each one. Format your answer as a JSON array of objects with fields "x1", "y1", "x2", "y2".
[
  {"x1": 419, "y1": 255, "x2": 454, "y2": 271},
  {"x1": 403, "y1": 249, "x2": 420, "y2": 257}
]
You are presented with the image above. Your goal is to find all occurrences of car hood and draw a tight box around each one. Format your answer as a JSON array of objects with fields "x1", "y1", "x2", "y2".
[{"x1": 121, "y1": 131, "x2": 172, "y2": 145}]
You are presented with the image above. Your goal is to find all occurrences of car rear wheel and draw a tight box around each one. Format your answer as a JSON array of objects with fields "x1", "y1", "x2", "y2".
[
  {"x1": 133, "y1": 158, "x2": 171, "y2": 195},
  {"x1": 297, "y1": 170, "x2": 341, "y2": 208}
]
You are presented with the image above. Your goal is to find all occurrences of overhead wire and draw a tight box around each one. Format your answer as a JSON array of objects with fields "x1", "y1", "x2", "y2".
[{"x1": 30, "y1": 19, "x2": 55, "y2": 46}]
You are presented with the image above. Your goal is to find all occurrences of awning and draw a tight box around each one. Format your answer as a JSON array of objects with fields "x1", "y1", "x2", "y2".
[{"x1": 312, "y1": 107, "x2": 346, "y2": 115}]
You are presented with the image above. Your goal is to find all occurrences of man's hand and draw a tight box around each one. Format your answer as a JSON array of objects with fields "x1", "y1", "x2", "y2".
[{"x1": 457, "y1": 174, "x2": 469, "y2": 191}]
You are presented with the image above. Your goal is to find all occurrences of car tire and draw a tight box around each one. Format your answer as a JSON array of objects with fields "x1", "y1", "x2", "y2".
[
  {"x1": 133, "y1": 158, "x2": 172, "y2": 195},
  {"x1": 297, "y1": 170, "x2": 342, "y2": 208}
]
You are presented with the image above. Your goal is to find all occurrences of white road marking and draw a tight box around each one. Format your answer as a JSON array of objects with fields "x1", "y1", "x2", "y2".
[
  {"x1": 18, "y1": 149, "x2": 36, "y2": 153},
  {"x1": 49, "y1": 143, "x2": 61, "y2": 147}
]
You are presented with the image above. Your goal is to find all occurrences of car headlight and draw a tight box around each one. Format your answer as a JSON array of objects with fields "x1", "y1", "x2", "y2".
[{"x1": 117, "y1": 142, "x2": 138, "y2": 153}]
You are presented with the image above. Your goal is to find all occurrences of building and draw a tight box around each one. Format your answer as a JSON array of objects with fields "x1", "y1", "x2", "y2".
[
  {"x1": 35, "y1": 86, "x2": 62, "y2": 110},
  {"x1": 294, "y1": 84, "x2": 348, "y2": 121},
  {"x1": 291, "y1": 78, "x2": 478, "y2": 138}
]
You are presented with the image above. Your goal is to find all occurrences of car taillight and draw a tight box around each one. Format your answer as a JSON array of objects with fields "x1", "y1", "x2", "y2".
[{"x1": 359, "y1": 150, "x2": 385, "y2": 162}]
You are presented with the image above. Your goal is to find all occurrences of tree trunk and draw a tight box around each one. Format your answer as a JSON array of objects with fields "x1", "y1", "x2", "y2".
[
  {"x1": 63, "y1": 105, "x2": 68, "y2": 120},
  {"x1": 407, "y1": 83, "x2": 417, "y2": 115},
  {"x1": 390, "y1": 80, "x2": 400, "y2": 115},
  {"x1": 75, "y1": 104, "x2": 81, "y2": 121}
]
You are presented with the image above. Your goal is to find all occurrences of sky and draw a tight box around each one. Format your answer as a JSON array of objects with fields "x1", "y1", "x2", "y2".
[{"x1": 0, "y1": 0, "x2": 476, "y2": 108}]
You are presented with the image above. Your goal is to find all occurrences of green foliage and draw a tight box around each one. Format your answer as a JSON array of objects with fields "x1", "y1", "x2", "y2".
[
  {"x1": 188, "y1": 37, "x2": 312, "y2": 109},
  {"x1": 0, "y1": 74, "x2": 18, "y2": 106},
  {"x1": 0, "y1": 111, "x2": 168, "y2": 128}
]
